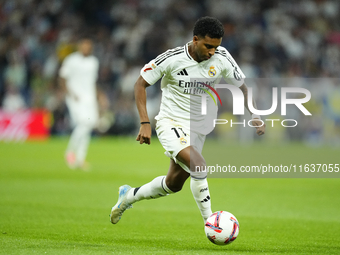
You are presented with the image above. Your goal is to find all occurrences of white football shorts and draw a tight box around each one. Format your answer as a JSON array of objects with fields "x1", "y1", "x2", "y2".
[
  {"x1": 155, "y1": 118, "x2": 206, "y2": 173},
  {"x1": 66, "y1": 97, "x2": 98, "y2": 127}
]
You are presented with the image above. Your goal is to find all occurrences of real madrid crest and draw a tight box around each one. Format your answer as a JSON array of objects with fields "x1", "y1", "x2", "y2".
[
  {"x1": 209, "y1": 66, "x2": 216, "y2": 77},
  {"x1": 180, "y1": 138, "x2": 187, "y2": 145}
]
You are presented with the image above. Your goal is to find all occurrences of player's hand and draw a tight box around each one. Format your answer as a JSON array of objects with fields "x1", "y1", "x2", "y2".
[
  {"x1": 136, "y1": 124, "x2": 152, "y2": 145},
  {"x1": 252, "y1": 119, "x2": 265, "y2": 136}
]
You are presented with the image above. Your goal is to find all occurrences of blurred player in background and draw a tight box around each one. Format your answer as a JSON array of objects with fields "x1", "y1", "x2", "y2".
[
  {"x1": 59, "y1": 37, "x2": 99, "y2": 170},
  {"x1": 110, "y1": 17, "x2": 265, "y2": 224}
]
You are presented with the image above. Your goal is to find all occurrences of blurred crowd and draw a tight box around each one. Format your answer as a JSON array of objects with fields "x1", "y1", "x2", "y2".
[{"x1": 0, "y1": 0, "x2": 339, "y2": 141}]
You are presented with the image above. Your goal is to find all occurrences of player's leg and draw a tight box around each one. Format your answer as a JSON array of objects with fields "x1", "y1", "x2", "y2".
[
  {"x1": 110, "y1": 159, "x2": 189, "y2": 224},
  {"x1": 65, "y1": 100, "x2": 79, "y2": 168},
  {"x1": 128, "y1": 159, "x2": 189, "y2": 203},
  {"x1": 176, "y1": 146, "x2": 212, "y2": 222},
  {"x1": 66, "y1": 125, "x2": 78, "y2": 154},
  {"x1": 74, "y1": 123, "x2": 93, "y2": 168},
  {"x1": 69, "y1": 104, "x2": 97, "y2": 169},
  {"x1": 110, "y1": 118, "x2": 191, "y2": 224},
  {"x1": 66, "y1": 123, "x2": 93, "y2": 168},
  {"x1": 65, "y1": 125, "x2": 79, "y2": 168},
  {"x1": 164, "y1": 159, "x2": 190, "y2": 192},
  {"x1": 126, "y1": 118, "x2": 190, "y2": 203}
]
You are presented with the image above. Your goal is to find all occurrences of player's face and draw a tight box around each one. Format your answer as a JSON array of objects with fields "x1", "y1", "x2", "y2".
[
  {"x1": 79, "y1": 39, "x2": 93, "y2": 56},
  {"x1": 193, "y1": 35, "x2": 222, "y2": 62}
]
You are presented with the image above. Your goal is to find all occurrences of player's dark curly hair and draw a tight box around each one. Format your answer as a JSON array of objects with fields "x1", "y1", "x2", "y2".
[{"x1": 193, "y1": 16, "x2": 224, "y2": 39}]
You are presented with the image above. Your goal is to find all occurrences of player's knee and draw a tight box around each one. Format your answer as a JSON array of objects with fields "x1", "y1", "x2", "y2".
[
  {"x1": 190, "y1": 158, "x2": 207, "y2": 179},
  {"x1": 190, "y1": 158, "x2": 206, "y2": 172}
]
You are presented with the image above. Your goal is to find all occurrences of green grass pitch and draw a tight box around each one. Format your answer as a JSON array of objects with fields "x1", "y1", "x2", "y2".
[{"x1": 0, "y1": 137, "x2": 339, "y2": 254}]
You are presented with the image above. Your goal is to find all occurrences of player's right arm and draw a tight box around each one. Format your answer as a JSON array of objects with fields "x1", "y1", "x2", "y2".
[
  {"x1": 135, "y1": 51, "x2": 171, "y2": 145},
  {"x1": 58, "y1": 76, "x2": 78, "y2": 101},
  {"x1": 59, "y1": 56, "x2": 79, "y2": 101},
  {"x1": 135, "y1": 75, "x2": 152, "y2": 145}
]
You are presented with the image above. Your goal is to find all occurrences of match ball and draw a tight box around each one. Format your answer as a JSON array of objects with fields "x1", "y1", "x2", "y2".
[{"x1": 204, "y1": 211, "x2": 239, "y2": 245}]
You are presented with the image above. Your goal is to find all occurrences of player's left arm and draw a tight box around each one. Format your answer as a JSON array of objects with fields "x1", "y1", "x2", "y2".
[{"x1": 239, "y1": 84, "x2": 265, "y2": 136}]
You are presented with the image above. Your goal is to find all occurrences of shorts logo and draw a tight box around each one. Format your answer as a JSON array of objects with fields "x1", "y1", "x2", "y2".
[
  {"x1": 208, "y1": 66, "x2": 216, "y2": 77},
  {"x1": 180, "y1": 138, "x2": 187, "y2": 145}
]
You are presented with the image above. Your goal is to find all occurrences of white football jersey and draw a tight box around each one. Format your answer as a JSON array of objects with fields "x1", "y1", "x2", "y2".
[
  {"x1": 59, "y1": 52, "x2": 99, "y2": 105},
  {"x1": 141, "y1": 42, "x2": 245, "y2": 135}
]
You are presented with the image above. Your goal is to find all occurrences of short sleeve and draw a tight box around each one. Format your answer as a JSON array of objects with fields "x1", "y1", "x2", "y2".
[
  {"x1": 59, "y1": 56, "x2": 72, "y2": 79},
  {"x1": 140, "y1": 59, "x2": 165, "y2": 85},
  {"x1": 219, "y1": 49, "x2": 246, "y2": 87}
]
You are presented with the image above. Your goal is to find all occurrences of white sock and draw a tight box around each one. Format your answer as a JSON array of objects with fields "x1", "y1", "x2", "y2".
[
  {"x1": 190, "y1": 177, "x2": 212, "y2": 222},
  {"x1": 127, "y1": 176, "x2": 173, "y2": 204}
]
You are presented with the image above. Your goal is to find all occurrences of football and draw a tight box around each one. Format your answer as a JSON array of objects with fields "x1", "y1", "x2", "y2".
[{"x1": 204, "y1": 211, "x2": 239, "y2": 245}]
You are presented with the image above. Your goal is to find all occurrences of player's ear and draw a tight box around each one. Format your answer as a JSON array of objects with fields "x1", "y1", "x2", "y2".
[{"x1": 193, "y1": 35, "x2": 199, "y2": 44}]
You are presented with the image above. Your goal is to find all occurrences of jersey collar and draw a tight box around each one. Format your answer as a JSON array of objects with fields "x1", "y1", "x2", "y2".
[
  {"x1": 185, "y1": 42, "x2": 195, "y2": 61},
  {"x1": 185, "y1": 41, "x2": 213, "y2": 64}
]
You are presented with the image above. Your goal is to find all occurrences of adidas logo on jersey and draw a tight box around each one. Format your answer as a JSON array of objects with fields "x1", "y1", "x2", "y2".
[{"x1": 177, "y1": 69, "x2": 188, "y2": 76}]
